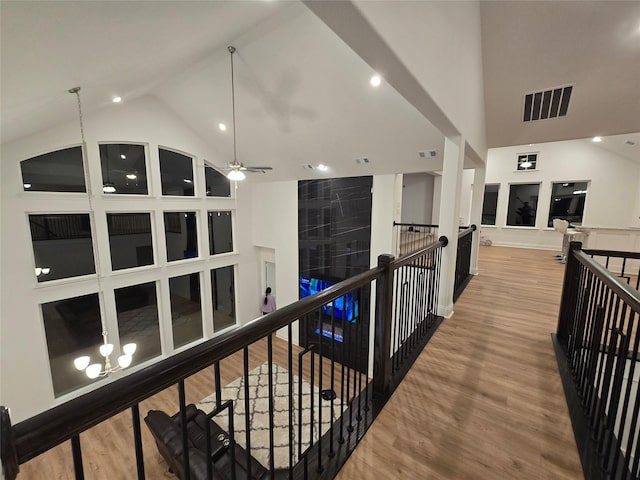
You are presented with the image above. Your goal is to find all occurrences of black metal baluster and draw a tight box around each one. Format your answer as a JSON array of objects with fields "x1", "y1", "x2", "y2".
[
  {"x1": 392, "y1": 266, "x2": 401, "y2": 373},
  {"x1": 131, "y1": 404, "x2": 145, "y2": 479},
  {"x1": 71, "y1": 435, "x2": 85, "y2": 480},
  {"x1": 288, "y1": 323, "x2": 294, "y2": 475},
  {"x1": 267, "y1": 335, "x2": 275, "y2": 478},
  {"x1": 317, "y1": 309, "x2": 324, "y2": 473},
  {"x1": 339, "y1": 296, "x2": 350, "y2": 444},
  {"x1": 346, "y1": 317, "x2": 354, "y2": 433},
  {"x1": 594, "y1": 329, "x2": 619, "y2": 449},
  {"x1": 214, "y1": 361, "x2": 222, "y2": 408},
  {"x1": 243, "y1": 347, "x2": 252, "y2": 480},
  {"x1": 328, "y1": 298, "x2": 337, "y2": 457},
  {"x1": 602, "y1": 331, "x2": 629, "y2": 477},
  {"x1": 178, "y1": 381, "x2": 190, "y2": 480},
  {"x1": 621, "y1": 311, "x2": 640, "y2": 477}
]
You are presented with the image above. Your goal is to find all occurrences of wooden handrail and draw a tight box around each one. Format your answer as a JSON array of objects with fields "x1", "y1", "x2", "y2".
[
  {"x1": 10, "y1": 266, "x2": 383, "y2": 464},
  {"x1": 583, "y1": 249, "x2": 640, "y2": 260},
  {"x1": 572, "y1": 249, "x2": 640, "y2": 312}
]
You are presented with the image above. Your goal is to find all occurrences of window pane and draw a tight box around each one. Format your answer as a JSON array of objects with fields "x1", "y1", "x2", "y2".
[
  {"x1": 21, "y1": 146, "x2": 86, "y2": 192},
  {"x1": 548, "y1": 181, "x2": 588, "y2": 227},
  {"x1": 99, "y1": 144, "x2": 148, "y2": 195},
  {"x1": 517, "y1": 153, "x2": 537, "y2": 171},
  {"x1": 482, "y1": 184, "x2": 499, "y2": 225},
  {"x1": 164, "y1": 212, "x2": 198, "y2": 262},
  {"x1": 29, "y1": 214, "x2": 95, "y2": 282},
  {"x1": 205, "y1": 164, "x2": 231, "y2": 197},
  {"x1": 211, "y1": 266, "x2": 236, "y2": 332},
  {"x1": 208, "y1": 211, "x2": 233, "y2": 255},
  {"x1": 169, "y1": 273, "x2": 202, "y2": 348},
  {"x1": 506, "y1": 184, "x2": 539, "y2": 227},
  {"x1": 115, "y1": 282, "x2": 161, "y2": 363},
  {"x1": 42, "y1": 293, "x2": 102, "y2": 396},
  {"x1": 107, "y1": 213, "x2": 153, "y2": 270},
  {"x1": 159, "y1": 148, "x2": 194, "y2": 196}
]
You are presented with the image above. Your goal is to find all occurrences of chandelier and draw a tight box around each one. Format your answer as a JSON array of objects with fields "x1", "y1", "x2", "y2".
[{"x1": 74, "y1": 331, "x2": 137, "y2": 379}]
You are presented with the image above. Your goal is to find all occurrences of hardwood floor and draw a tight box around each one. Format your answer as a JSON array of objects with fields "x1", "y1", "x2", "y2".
[
  {"x1": 18, "y1": 246, "x2": 584, "y2": 479},
  {"x1": 336, "y1": 246, "x2": 584, "y2": 480}
]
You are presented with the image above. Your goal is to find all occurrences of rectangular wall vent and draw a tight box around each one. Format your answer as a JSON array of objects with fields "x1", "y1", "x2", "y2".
[
  {"x1": 419, "y1": 150, "x2": 437, "y2": 158},
  {"x1": 523, "y1": 85, "x2": 573, "y2": 122}
]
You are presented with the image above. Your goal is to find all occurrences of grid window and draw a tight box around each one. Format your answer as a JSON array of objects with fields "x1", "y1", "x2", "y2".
[
  {"x1": 29, "y1": 213, "x2": 95, "y2": 282},
  {"x1": 205, "y1": 164, "x2": 231, "y2": 197},
  {"x1": 115, "y1": 282, "x2": 161, "y2": 363},
  {"x1": 506, "y1": 184, "x2": 540, "y2": 227},
  {"x1": 42, "y1": 293, "x2": 102, "y2": 396},
  {"x1": 21, "y1": 146, "x2": 86, "y2": 192},
  {"x1": 107, "y1": 213, "x2": 153, "y2": 270},
  {"x1": 211, "y1": 266, "x2": 236, "y2": 332},
  {"x1": 169, "y1": 273, "x2": 203, "y2": 348},
  {"x1": 208, "y1": 211, "x2": 233, "y2": 255},
  {"x1": 548, "y1": 182, "x2": 588, "y2": 227},
  {"x1": 99, "y1": 144, "x2": 148, "y2": 195},
  {"x1": 159, "y1": 148, "x2": 194, "y2": 196},
  {"x1": 517, "y1": 153, "x2": 537, "y2": 171},
  {"x1": 482, "y1": 184, "x2": 499, "y2": 225},
  {"x1": 164, "y1": 212, "x2": 198, "y2": 262}
]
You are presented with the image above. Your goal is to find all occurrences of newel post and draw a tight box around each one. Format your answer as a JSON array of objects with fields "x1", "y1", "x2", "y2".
[
  {"x1": 373, "y1": 254, "x2": 395, "y2": 399},
  {"x1": 556, "y1": 241, "x2": 582, "y2": 346},
  {"x1": 1, "y1": 406, "x2": 19, "y2": 480}
]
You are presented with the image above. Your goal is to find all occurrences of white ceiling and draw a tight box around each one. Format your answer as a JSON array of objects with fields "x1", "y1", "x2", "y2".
[{"x1": 2, "y1": 1, "x2": 639, "y2": 181}]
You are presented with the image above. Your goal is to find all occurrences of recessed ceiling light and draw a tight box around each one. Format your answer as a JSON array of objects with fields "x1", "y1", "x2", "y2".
[
  {"x1": 120, "y1": 154, "x2": 126, "y2": 159},
  {"x1": 183, "y1": 179, "x2": 193, "y2": 183},
  {"x1": 126, "y1": 173, "x2": 137, "y2": 180},
  {"x1": 23, "y1": 183, "x2": 32, "y2": 189},
  {"x1": 218, "y1": 123, "x2": 227, "y2": 131},
  {"x1": 370, "y1": 75, "x2": 381, "y2": 87},
  {"x1": 592, "y1": 136, "x2": 602, "y2": 143},
  {"x1": 317, "y1": 164, "x2": 328, "y2": 171},
  {"x1": 112, "y1": 96, "x2": 122, "y2": 103}
]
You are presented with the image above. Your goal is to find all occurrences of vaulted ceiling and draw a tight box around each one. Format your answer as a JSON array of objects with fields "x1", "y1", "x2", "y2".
[{"x1": 2, "y1": 1, "x2": 639, "y2": 182}]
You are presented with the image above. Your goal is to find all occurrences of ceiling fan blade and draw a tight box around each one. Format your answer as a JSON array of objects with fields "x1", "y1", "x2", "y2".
[{"x1": 243, "y1": 166, "x2": 273, "y2": 172}]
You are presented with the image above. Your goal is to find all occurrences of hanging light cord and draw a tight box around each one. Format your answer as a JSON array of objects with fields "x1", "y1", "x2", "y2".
[
  {"x1": 69, "y1": 87, "x2": 86, "y2": 146},
  {"x1": 228, "y1": 46, "x2": 238, "y2": 165},
  {"x1": 68, "y1": 86, "x2": 110, "y2": 343}
]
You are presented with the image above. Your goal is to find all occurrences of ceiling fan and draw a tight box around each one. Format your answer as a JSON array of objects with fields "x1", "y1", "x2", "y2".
[{"x1": 224, "y1": 46, "x2": 273, "y2": 181}]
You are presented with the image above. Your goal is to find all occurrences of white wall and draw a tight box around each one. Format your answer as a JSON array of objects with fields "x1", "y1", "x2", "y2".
[
  {"x1": 401, "y1": 173, "x2": 434, "y2": 225},
  {"x1": 250, "y1": 181, "x2": 299, "y2": 341},
  {"x1": 472, "y1": 139, "x2": 640, "y2": 249},
  {"x1": 0, "y1": 95, "x2": 262, "y2": 421}
]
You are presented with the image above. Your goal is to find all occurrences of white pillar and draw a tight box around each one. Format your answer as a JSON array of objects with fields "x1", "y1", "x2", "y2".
[
  {"x1": 469, "y1": 165, "x2": 486, "y2": 275},
  {"x1": 437, "y1": 136, "x2": 465, "y2": 318}
]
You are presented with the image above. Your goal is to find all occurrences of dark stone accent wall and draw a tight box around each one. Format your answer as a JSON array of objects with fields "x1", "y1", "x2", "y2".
[{"x1": 298, "y1": 176, "x2": 373, "y2": 281}]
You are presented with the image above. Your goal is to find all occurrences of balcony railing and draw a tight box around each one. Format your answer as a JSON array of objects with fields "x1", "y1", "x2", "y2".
[
  {"x1": 1, "y1": 233, "x2": 471, "y2": 480},
  {"x1": 554, "y1": 242, "x2": 640, "y2": 480}
]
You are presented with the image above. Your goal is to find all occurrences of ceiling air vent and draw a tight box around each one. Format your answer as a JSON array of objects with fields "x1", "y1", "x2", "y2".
[
  {"x1": 419, "y1": 150, "x2": 437, "y2": 158},
  {"x1": 355, "y1": 157, "x2": 370, "y2": 165},
  {"x1": 301, "y1": 164, "x2": 314, "y2": 170},
  {"x1": 523, "y1": 85, "x2": 573, "y2": 122}
]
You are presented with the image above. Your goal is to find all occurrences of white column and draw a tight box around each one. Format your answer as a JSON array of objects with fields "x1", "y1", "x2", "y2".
[
  {"x1": 469, "y1": 165, "x2": 486, "y2": 275},
  {"x1": 437, "y1": 136, "x2": 465, "y2": 318}
]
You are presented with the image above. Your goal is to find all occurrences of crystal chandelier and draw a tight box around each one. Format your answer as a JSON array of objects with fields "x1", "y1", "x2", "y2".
[{"x1": 74, "y1": 331, "x2": 137, "y2": 379}]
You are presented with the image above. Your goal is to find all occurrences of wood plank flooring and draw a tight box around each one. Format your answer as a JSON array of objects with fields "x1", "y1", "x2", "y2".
[
  {"x1": 18, "y1": 246, "x2": 584, "y2": 479},
  {"x1": 336, "y1": 246, "x2": 584, "y2": 480}
]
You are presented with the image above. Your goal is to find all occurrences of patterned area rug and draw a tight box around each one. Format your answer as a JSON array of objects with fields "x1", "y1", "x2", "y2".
[{"x1": 197, "y1": 363, "x2": 339, "y2": 470}]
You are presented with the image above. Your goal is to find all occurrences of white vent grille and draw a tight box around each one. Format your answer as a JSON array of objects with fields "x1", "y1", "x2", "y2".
[
  {"x1": 355, "y1": 157, "x2": 370, "y2": 165},
  {"x1": 523, "y1": 85, "x2": 573, "y2": 122},
  {"x1": 301, "y1": 164, "x2": 314, "y2": 170},
  {"x1": 419, "y1": 150, "x2": 437, "y2": 158}
]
